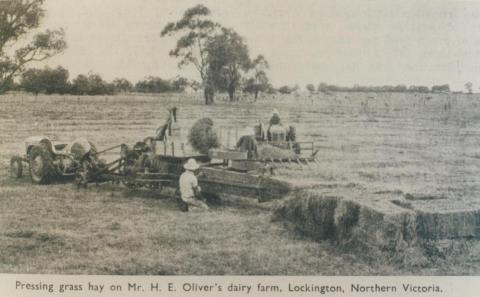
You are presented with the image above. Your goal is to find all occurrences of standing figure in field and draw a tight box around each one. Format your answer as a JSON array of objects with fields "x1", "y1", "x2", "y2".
[
  {"x1": 155, "y1": 107, "x2": 178, "y2": 141},
  {"x1": 179, "y1": 158, "x2": 209, "y2": 211}
]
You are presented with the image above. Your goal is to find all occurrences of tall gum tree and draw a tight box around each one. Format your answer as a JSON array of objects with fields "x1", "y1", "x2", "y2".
[
  {"x1": 161, "y1": 4, "x2": 220, "y2": 105},
  {"x1": 244, "y1": 54, "x2": 269, "y2": 100},
  {"x1": 0, "y1": 0, "x2": 66, "y2": 93},
  {"x1": 205, "y1": 27, "x2": 251, "y2": 102}
]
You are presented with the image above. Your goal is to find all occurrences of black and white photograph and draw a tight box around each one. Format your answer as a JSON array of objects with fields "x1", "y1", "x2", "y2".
[{"x1": 2, "y1": 0, "x2": 480, "y2": 281}]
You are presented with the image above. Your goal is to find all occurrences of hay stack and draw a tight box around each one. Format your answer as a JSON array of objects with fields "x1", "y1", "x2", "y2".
[
  {"x1": 274, "y1": 189, "x2": 417, "y2": 251},
  {"x1": 188, "y1": 118, "x2": 219, "y2": 154}
]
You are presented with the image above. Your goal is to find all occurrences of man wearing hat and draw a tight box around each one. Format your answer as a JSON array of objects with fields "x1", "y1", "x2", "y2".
[{"x1": 179, "y1": 158, "x2": 209, "y2": 211}]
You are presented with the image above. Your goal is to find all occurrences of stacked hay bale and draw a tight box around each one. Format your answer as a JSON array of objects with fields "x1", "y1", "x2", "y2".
[
  {"x1": 273, "y1": 189, "x2": 418, "y2": 258},
  {"x1": 188, "y1": 118, "x2": 219, "y2": 154},
  {"x1": 274, "y1": 189, "x2": 480, "y2": 267}
]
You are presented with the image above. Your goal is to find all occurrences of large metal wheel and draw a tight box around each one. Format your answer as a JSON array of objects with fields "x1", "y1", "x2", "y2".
[
  {"x1": 28, "y1": 145, "x2": 56, "y2": 184},
  {"x1": 10, "y1": 156, "x2": 24, "y2": 178}
]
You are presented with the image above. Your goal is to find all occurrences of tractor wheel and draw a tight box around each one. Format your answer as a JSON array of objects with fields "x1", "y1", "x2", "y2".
[
  {"x1": 28, "y1": 145, "x2": 56, "y2": 184},
  {"x1": 10, "y1": 156, "x2": 24, "y2": 178}
]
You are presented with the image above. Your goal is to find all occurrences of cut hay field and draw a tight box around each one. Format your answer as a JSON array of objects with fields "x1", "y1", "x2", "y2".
[{"x1": 1, "y1": 92, "x2": 480, "y2": 275}]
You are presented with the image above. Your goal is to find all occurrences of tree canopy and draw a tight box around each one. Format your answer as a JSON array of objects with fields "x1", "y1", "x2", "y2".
[
  {"x1": 113, "y1": 78, "x2": 133, "y2": 93},
  {"x1": 205, "y1": 28, "x2": 251, "y2": 101},
  {"x1": 0, "y1": 0, "x2": 66, "y2": 93},
  {"x1": 20, "y1": 66, "x2": 69, "y2": 94},
  {"x1": 243, "y1": 55, "x2": 270, "y2": 99},
  {"x1": 71, "y1": 73, "x2": 114, "y2": 95},
  {"x1": 306, "y1": 84, "x2": 315, "y2": 94},
  {"x1": 161, "y1": 4, "x2": 220, "y2": 104},
  {"x1": 465, "y1": 82, "x2": 473, "y2": 94},
  {"x1": 161, "y1": 5, "x2": 269, "y2": 104}
]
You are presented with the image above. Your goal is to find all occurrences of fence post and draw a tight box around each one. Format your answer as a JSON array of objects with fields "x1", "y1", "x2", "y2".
[{"x1": 227, "y1": 129, "x2": 231, "y2": 149}]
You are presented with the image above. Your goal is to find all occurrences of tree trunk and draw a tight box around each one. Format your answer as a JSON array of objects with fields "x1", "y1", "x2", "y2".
[
  {"x1": 254, "y1": 90, "x2": 259, "y2": 99},
  {"x1": 0, "y1": 80, "x2": 9, "y2": 94},
  {"x1": 228, "y1": 87, "x2": 235, "y2": 102},
  {"x1": 204, "y1": 86, "x2": 214, "y2": 105}
]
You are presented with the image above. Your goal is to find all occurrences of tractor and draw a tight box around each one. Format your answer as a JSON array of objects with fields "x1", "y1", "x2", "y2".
[{"x1": 10, "y1": 136, "x2": 108, "y2": 185}]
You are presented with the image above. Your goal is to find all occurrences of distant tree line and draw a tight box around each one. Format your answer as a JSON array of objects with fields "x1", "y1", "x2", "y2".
[
  {"x1": 8, "y1": 67, "x2": 457, "y2": 97},
  {"x1": 135, "y1": 76, "x2": 189, "y2": 93},
  {"x1": 312, "y1": 83, "x2": 450, "y2": 94},
  {"x1": 8, "y1": 66, "x2": 191, "y2": 95}
]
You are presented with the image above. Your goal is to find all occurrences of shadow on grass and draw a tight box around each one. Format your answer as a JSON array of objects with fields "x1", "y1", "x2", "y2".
[
  {"x1": 100, "y1": 264, "x2": 176, "y2": 275},
  {"x1": 0, "y1": 174, "x2": 74, "y2": 188}
]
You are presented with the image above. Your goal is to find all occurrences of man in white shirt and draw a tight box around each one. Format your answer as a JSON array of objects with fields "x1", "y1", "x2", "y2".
[{"x1": 179, "y1": 158, "x2": 209, "y2": 211}]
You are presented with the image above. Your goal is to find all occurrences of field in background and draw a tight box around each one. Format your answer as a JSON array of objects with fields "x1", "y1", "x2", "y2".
[{"x1": 1, "y1": 92, "x2": 480, "y2": 275}]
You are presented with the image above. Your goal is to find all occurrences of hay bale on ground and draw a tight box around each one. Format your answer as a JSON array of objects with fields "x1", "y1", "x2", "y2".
[
  {"x1": 273, "y1": 189, "x2": 429, "y2": 267},
  {"x1": 274, "y1": 189, "x2": 418, "y2": 253},
  {"x1": 188, "y1": 118, "x2": 219, "y2": 154}
]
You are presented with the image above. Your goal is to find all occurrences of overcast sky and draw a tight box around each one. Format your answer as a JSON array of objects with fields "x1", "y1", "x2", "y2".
[{"x1": 35, "y1": 0, "x2": 480, "y2": 90}]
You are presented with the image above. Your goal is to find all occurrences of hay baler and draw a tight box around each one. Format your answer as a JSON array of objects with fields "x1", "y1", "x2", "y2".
[{"x1": 115, "y1": 140, "x2": 292, "y2": 202}]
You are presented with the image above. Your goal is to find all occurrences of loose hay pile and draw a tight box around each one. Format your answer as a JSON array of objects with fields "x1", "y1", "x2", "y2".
[
  {"x1": 188, "y1": 118, "x2": 220, "y2": 154},
  {"x1": 257, "y1": 144, "x2": 298, "y2": 160}
]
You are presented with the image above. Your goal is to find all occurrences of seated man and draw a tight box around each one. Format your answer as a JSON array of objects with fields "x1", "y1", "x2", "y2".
[
  {"x1": 269, "y1": 108, "x2": 281, "y2": 126},
  {"x1": 267, "y1": 109, "x2": 288, "y2": 141},
  {"x1": 179, "y1": 158, "x2": 209, "y2": 211},
  {"x1": 269, "y1": 124, "x2": 288, "y2": 142}
]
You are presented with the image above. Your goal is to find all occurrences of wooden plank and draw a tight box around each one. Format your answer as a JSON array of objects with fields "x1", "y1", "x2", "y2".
[
  {"x1": 135, "y1": 179, "x2": 174, "y2": 183},
  {"x1": 230, "y1": 160, "x2": 262, "y2": 171}
]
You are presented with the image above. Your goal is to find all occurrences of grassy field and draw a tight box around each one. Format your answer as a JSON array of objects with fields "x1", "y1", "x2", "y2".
[{"x1": 1, "y1": 92, "x2": 480, "y2": 275}]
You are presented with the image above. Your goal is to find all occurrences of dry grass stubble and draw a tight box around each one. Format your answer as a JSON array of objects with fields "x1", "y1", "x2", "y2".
[{"x1": 0, "y1": 175, "x2": 388, "y2": 275}]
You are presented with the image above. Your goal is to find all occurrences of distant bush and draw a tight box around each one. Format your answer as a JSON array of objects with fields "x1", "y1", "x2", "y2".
[
  {"x1": 408, "y1": 85, "x2": 430, "y2": 93},
  {"x1": 317, "y1": 82, "x2": 437, "y2": 93},
  {"x1": 20, "y1": 66, "x2": 70, "y2": 95},
  {"x1": 135, "y1": 76, "x2": 188, "y2": 93},
  {"x1": 431, "y1": 84, "x2": 450, "y2": 93},
  {"x1": 113, "y1": 78, "x2": 133, "y2": 93},
  {"x1": 278, "y1": 86, "x2": 293, "y2": 94},
  {"x1": 19, "y1": 67, "x2": 118, "y2": 95},
  {"x1": 71, "y1": 73, "x2": 115, "y2": 95},
  {"x1": 306, "y1": 84, "x2": 315, "y2": 94},
  {"x1": 17, "y1": 67, "x2": 192, "y2": 96}
]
